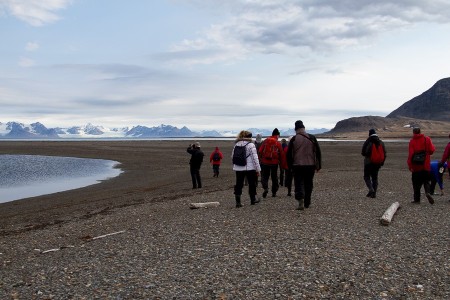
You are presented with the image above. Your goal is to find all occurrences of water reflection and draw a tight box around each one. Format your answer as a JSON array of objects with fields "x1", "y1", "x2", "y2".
[{"x1": 0, "y1": 155, "x2": 122, "y2": 203}]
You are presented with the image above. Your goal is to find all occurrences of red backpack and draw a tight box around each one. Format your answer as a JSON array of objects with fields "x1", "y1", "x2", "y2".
[
  {"x1": 261, "y1": 137, "x2": 279, "y2": 160},
  {"x1": 370, "y1": 143, "x2": 385, "y2": 165}
]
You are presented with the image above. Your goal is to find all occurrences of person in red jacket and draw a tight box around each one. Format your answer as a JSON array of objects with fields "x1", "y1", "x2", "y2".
[
  {"x1": 209, "y1": 146, "x2": 224, "y2": 177},
  {"x1": 258, "y1": 128, "x2": 287, "y2": 198},
  {"x1": 440, "y1": 133, "x2": 450, "y2": 180},
  {"x1": 407, "y1": 127, "x2": 436, "y2": 204}
]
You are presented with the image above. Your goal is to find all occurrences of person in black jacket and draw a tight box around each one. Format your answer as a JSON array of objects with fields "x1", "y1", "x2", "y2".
[
  {"x1": 187, "y1": 142, "x2": 204, "y2": 189},
  {"x1": 361, "y1": 129, "x2": 386, "y2": 198}
]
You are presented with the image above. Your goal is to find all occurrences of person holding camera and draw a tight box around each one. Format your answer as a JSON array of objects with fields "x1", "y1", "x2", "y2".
[{"x1": 187, "y1": 142, "x2": 204, "y2": 189}]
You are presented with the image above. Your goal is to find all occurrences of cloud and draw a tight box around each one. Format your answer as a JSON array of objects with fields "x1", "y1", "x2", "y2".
[
  {"x1": 171, "y1": 0, "x2": 450, "y2": 64},
  {"x1": 25, "y1": 42, "x2": 39, "y2": 51},
  {"x1": 0, "y1": 0, "x2": 72, "y2": 26},
  {"x1": 18, "y1": 57, "x2": 35, "y2": 67}
]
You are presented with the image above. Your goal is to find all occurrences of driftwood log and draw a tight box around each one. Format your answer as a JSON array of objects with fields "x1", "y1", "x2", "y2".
[
  {"x1": 189, "y1": 202, "x2": 220, "y2": 209},
  {"x1": 380, "y1": 202, "x2": 401, "y2": 226}
]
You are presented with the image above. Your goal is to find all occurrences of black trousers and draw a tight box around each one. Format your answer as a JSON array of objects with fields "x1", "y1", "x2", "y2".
[
  {"x1": 234, "y1": 170, "x2": 257, "y2": 200},
  {"x1": 412, "y1": 170, "x2": 431, "y2": 202},
  {"x1": 293, "y1": 165, "x2": 316, "y2": 207},
  {"x1": 279, "y1": 166, "x2": 285, "y2": 185},
  {"x1": 285, "y1": 169, "x2": 293, "y2": 194},
  {"x1": 212, "y1": 164, "x2": 220, "y2": 175},
  {"x1": 190, "y1": 166, "x2": 202, "y2": 188},
  {"x1": 261, "y1": 164, "x2": 279, "y2": 194},
  {"x1": 363, "y1": 163, "x2": 381, "y2": 193}
]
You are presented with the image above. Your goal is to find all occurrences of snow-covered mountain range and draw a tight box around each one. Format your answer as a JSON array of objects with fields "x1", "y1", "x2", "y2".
[{"x1": 0, "y1": 121, "x2": 328, "y2": 139}]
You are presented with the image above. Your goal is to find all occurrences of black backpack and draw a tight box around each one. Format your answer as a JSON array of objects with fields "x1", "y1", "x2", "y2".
[
  {"x1": 212, "y1": 152, "x2": 220, "y2": 161},
  {"x1": 232, "y1": 142, "x2": 250, "y2": 166}
]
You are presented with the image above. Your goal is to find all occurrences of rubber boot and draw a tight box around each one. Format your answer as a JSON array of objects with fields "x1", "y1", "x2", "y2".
[
  {"x1": 296, "y1": 198, "x2": 304, "y2": 210},
  {"x1": 250, "y1": 195, "x2": 260, "y2": 205},
  {"x1": 235, "y1": 195, "x2": 242, "y2": 208}
]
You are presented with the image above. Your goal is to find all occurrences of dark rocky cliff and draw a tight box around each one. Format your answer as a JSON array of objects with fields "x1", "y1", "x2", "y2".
[{"x1": 387, "y1": 77, "x2": 450, "y2": 121}]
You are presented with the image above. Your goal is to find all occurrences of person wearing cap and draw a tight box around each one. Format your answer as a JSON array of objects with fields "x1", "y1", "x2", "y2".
[
  {"x1": 258, "y1": 128, "x2": 287, "y2": 198},
  {"x1": 187, "y1": 142, "x2": 204, "y2": 189},
  {"x1": 232, "y1": 130, "x2": 261, "y2": 207},
  {"x1": 287, "y1": 120, "x2": 322, "y2": 210},
  {"x1": 361, "y1": 129, "x2": 386, "y2": 198},
  {"x1": 407, "y1": 127, "x2": 435, "y2": 204}
]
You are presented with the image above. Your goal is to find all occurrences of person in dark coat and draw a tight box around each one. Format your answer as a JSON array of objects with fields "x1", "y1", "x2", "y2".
[
  {"x1": 361, "y1": 129, "x2": 386, "y2": 198},
  {"x1": 187, "y1": 142, "x2": 204, "y2": 189},
  {"x1": 287, "y1": 120, "x2": 322, "y2": 210}
]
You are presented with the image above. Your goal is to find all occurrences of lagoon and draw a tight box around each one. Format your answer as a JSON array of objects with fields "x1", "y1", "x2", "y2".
[{"x1": 0, "y1": 154, "x2": 122, "y2": 203}]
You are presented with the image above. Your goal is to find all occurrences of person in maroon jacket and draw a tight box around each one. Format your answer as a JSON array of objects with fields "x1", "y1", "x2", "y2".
[
  {"x1": 440, "y1": 133, "x2": 450, "y2": 180},
  {"x1": 258, "y1": 128, "x2": 287, "y2": 198},
  {"x1": 209, "y1": 146, "x2": 224, "y2": 177},
  {"x1": 407, "y1": 127, "x2": 436, "y2": 204}
]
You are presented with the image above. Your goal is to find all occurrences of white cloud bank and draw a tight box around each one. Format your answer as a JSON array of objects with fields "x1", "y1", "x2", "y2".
[{"x1": 0, "y1": 0, "x2": 72, "y2": 26}]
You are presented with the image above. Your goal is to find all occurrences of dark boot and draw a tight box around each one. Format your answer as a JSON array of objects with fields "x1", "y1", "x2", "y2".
[
  {"x1": 296, "y1": 198, "x2": 304, "y2": 210},
  {"x1": 250, "y1": 195, "x2": 260, "y2": 205},
  {"x1": 235, "y1": 195, "x2": 242, "y2": 208}
]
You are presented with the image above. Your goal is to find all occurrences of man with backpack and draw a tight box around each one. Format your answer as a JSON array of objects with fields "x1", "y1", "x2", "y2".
[
  {"x1": 258, "y1": 128, "x2": 287, "y2": 198},
  {"x1": 287, "y1": 120, "x2": 322, "y2": 210},
  {"x1": 210, "y1": 146, "x2": 224, "y2": 177},
  {"x1": 187, "y1": 142, "x2": 204, "y2": 189},
  {"x1": 361, "y1": 129, "x2": 387, "y2": 198}
]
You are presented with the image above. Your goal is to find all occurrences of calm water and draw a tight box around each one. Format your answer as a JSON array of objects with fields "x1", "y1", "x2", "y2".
[{"x1": 0, "y1": 155, "x2": 122, "y2": 203}]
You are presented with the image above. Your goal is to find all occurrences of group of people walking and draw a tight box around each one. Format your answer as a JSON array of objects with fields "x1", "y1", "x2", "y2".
[
  {"x1": 187, "y1": 122, "x2": 450, "y2": 209},
  {"x1": 231, "y1": 120, "x2": 322, "y2": 210},
  {"x1": 361, "y1": 127, "x2": 450, "y2": 204}
]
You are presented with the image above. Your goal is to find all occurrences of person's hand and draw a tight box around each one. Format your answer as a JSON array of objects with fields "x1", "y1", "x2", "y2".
[{"x1": 256, "y1": 171, "x2": 260, "y2": 177}]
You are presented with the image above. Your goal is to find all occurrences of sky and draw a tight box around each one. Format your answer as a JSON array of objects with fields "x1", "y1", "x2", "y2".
[{"x1": 1, "y1": 0, "x2": 450, "y2": 132}]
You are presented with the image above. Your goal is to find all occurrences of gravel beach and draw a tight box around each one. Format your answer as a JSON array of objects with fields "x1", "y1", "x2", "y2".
[{"x1": 0, "y1": 139, "x2": 449, "y2": 299}]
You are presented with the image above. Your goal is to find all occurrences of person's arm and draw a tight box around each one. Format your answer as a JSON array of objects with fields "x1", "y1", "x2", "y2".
[
  {"x1": 427, "y1": 136, "x2": 436, "y2": 155},
  {"x1": 361, "y1": 140, "x2": 369, "y2": 156},
  {"x1": 313, "y1": 136, "x2": 322, "y2": 171},
  {"x1": 407, "y1": 141, "x2": 414, "y2": 171},
  {"x1": 441, "y1": 143, "x2": 450, "y2": 163}
]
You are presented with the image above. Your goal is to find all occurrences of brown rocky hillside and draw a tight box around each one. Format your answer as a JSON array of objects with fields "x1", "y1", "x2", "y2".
[
  {"x1": 321, "y1": 116, "x2": 450, "y2": 139},
  {"x1": 322, "y1": 77, "x2": 450, "y2": 138}
]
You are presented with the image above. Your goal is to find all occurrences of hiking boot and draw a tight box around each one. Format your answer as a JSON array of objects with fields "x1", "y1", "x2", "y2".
[
  {"x1": 411, "y1": 200, "x2": 420, "y2": 204},
  {"x1": 296, "y1": 199, "x2": 305, "y2": 210},
  {"x1": 262, "y1": 190, "x2": 268, "y2": 198},
  {"x1": 250, "y1": 195, "x2": 260, "y2": 205},
  {"x1": 370, "y1": 192, "x2": 376, "y2": 198},
  {"x1": 235, "y1": 195, "x2": 242, "y2": 208},
  {"x1": 425, "y1": 193, "x2": 435, "y2": 204},
  {"x1": 272, "y1": 193, "x2": 277, "y2": 197}
]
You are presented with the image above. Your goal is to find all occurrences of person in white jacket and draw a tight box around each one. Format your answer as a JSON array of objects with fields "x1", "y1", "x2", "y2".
[{"x1": 232, "y1": 130, "x2": 261, "y2": 207}]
